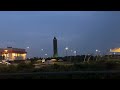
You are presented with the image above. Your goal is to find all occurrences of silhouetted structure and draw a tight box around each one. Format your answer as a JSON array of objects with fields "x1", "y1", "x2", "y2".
[{"x1": 53, "y1": 37, "x2": 58, "y2": 58}]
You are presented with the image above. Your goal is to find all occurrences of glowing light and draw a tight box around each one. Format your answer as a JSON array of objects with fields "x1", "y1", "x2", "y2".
[
  {"x1": 12, "y1": 53, "x2": 16, "y2": 56},
  {"x1": 4, "y1": 50, "x2": 8, "y2": 52},
  {"x1": 73, "y1": 51, "x2": 76, "y2": 53},
  {"x1": 45, "y1": 54, "x2": 47, "y2": 56},
  {"x1": 65, "y1": 47, "x2": 68, "y2": 50},
  {"x1": 27, "y1": 47, "x2": 29, "y2": 49},
  {"x1": 110, "y1": 48, "x2": 120, "y2": 52}
]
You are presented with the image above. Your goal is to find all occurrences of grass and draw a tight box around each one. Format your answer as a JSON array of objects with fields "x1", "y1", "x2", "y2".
[
  {"x1": 0, "y1": 59, "x2": 120, "y2": 73},
  {"x1": 1, "y1": 60, "x2": 120, "y2": 79}
]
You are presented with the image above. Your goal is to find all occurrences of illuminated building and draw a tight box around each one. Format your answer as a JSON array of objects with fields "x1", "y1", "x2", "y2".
[
  {"x1": 110, "y1": 48, "x2": 120, "y2": 52},
  {"x1": 53, "y1": 37, "x2": 58, "y2": 58},
  {"x1": 0, "y1": 47, "x2": 27, "y2": 61}
]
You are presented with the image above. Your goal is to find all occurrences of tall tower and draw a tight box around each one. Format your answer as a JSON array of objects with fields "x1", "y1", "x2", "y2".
[{"x1": 53, "y1": 37, "x2": 58, "y2": 58}]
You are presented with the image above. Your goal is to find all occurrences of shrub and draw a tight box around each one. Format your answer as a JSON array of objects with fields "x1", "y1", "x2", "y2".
[
  {"x1": 17, "y1": 62, "x2": 34, "y2": 71},
  {"x1": 105, "y1": 62, "x2": 118, "y2": 70},
  {"x1": 7, "y1": 65, "x2": 17, "y2": 72}
]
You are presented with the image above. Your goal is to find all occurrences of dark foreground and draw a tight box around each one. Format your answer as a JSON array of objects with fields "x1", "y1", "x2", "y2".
[{"x1": 1, "y1": 71, "x2": 120, "y2": 79}]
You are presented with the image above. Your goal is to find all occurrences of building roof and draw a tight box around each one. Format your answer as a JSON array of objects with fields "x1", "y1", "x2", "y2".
[{"x1": 0, "y1": 47, "x2": 27, "y2": 54}]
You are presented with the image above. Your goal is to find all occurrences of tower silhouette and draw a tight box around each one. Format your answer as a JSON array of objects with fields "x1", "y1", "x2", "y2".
[{"x1": 53, "y1": 37, "x2": 58, "y2": 58}]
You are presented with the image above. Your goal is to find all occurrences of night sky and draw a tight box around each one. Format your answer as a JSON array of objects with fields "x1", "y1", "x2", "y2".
[{"x1": 0, "y1": 11, "x2": 120, "y2": 57}]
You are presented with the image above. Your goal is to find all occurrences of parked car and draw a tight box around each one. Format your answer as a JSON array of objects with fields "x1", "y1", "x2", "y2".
[
  {"x1": 58, "y1": 59, "x2": 63, "y2": 62},
  {"x1": 50, "y1": 59, "x2": 57, "y2": 62}
]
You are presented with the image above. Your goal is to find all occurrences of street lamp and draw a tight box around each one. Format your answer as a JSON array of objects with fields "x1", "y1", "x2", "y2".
[
  {"x1": 27, "y1": 47, "x2": 29, "y2": 49},
  {"x1": 41, "y1": 49, "x2": 44, "y2": 58},
  {"x1": 45, "y1": 54, "x2": 48, "y2": 59},
  {"x1": 73, "y1": 51, "x2": 77, "y2": 56},
  {"x1": 65, "y1": 47, "x2": 68, "y2": 56},
  {"x1": 96, "y1": 49, "x2": 98, "y2": 53},
  {"x1": 96, "y1": 49, "x2": 101, "y2": 61},
  {"x1": 26, "y1": 46, "x2": 30, "y2": 59},
  {"x1": 73, "y1": 51, "x2": 77, "y2": 62}
]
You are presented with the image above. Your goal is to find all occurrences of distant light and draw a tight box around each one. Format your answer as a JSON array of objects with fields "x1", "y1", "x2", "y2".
[
  {"x1": 41, "y1": 49, "x2": 44, "y2": 51},
  {"x1": 27, "y1": 47, "x2": 29, "y2": 49},
  {"x1": 65, "y1": 47, "x2": 68, "y2": 50},
  {"x1": 96, "y1": 49, "x2": 98, "y2": 52},
  {"x1": 73, "y1": 51, "x2": 76, "y2": 54},
  {"x1": 45, "y1": 54, "x2": 47, "y2": 56}
]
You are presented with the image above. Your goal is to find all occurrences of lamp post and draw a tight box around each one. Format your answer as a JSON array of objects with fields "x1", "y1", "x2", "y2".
[
  {"x1": 96, "y1": 49, "x2": 98, "y2": 54},
  {"x1": 96, "y1": 49, "x2": 98, "y2": 61},
  {"x1": 26, "y1": 46, "x2": 30, "y2": 59},
  {"x1": 96, "y1": 49, "x2": 101, "y2": 61},
  {"x1": 41, "y1": 49, "x2": 44, "y2": 58},
  {"x1": 73, "y1": 51, "x2": 77, "y2": 56},
  {"x1": 65, "y1": 47, "x2": 69, "y2": 61},
  {"x1": 45, "y1": 54, "x2": 48, "y2": 59},
  {"x1": 65, "y1": 47, "x2": 68, "y2": 57}
]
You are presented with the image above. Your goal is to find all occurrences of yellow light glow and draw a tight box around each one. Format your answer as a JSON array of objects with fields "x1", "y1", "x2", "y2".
[
  {"x1": 110, "y1": 48, "x2": 120, "y2": 52},
  {"x1": 12, "y1": 53, "x2": 16, "y2": 56},
  {"x1": 11, "y1": 53, "x2": 27, "y2": 60},
  {"x1": 4, "y1": 50, "x2": 8, "y2": 52}
]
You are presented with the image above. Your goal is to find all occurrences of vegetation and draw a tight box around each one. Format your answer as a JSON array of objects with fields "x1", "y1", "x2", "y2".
[
  {"x1": 0, "y1": 58, "x2": 120, "y2": 79},
  {"x1": 0, "y1": 62, "x2": 34, "y2": 73},
  {"x1": 1, "y1": 55, "x2": 120, "y2": 78},
  {"x1": 1, "y1": 59, "x2": 120, "y2": 73}
]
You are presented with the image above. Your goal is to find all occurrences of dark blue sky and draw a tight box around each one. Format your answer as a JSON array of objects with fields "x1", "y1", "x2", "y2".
[{"x1": 0, "y1": 11, "x2": 120, "y2": 57}]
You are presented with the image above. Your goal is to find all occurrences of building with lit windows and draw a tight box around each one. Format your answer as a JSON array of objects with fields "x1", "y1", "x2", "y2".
[
  {"x1": 0, "y1": 47, "x2": 27, "y2": 61},
  {"x1": 110, "y1": 48, "x2": 120, "y2": 53}
]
